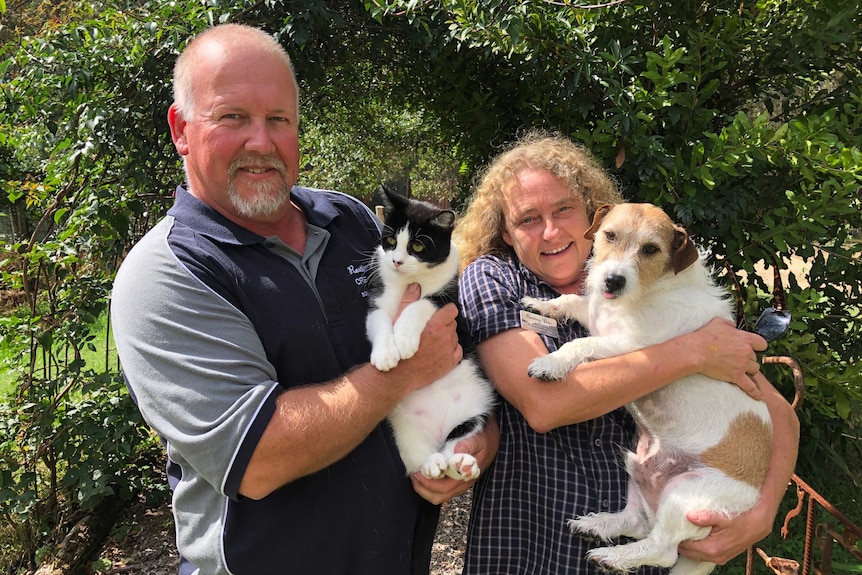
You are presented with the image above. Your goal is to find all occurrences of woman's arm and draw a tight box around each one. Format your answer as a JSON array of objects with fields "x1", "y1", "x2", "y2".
[{"x1": 477, "y1": 317, "x2": 766, "y2": 434}]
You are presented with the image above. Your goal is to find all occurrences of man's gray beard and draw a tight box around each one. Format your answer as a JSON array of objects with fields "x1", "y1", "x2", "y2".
[
  {"x1": 226, "y1": 156, "x2": 291, "y2": 219},
  {"x1": 228, "y1": 178, "x2": 290, "y2": 219}
]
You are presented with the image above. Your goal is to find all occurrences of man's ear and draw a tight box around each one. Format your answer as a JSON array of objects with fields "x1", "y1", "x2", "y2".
[{"x1": 167, "y1": 104, "x2": 189, "y2": 156}]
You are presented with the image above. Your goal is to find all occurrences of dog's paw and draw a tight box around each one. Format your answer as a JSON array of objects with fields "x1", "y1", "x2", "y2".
[
  {"x1": 445, "y1": 453, "x2": 480, "y2": 481},
  {"x1": 420, "y1": 453, "x2": 449, "y2": 479},
  {"x1": 370, "y1": 340, "x2": 400, "y2": 372},
  {"x1": 520, "y1": 296, "x2": 544, "y2": 311},
  {"x1": 521, "y1": 295, "x2": 564, "y2": 317},
  {"x1": 568, "y1": 517, "x2": 608, "y2": 543},
  {"x1": 528, "y1": 354, "x2": 576, "y2": 381},
  {"x1": 586, "y1": 548, "x2": 632, "y2": 574}
]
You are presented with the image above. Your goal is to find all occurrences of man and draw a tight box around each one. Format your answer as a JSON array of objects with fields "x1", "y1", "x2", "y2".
[{"x1": 111, "y1": 23, "x2": 496, "y2": 575}]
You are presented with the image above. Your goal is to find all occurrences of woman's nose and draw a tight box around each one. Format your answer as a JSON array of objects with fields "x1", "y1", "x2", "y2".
[{"x1": 543, "y1": 218, "x2": 560, "y2": 240}]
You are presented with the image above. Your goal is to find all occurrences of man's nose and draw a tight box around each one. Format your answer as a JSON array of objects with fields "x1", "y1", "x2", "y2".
[{"x1": 245, "y1": 119, "x2": 276, "y2": 153}]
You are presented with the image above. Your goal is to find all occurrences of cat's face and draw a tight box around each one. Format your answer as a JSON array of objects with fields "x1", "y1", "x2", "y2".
[{"x1": 377, "y1": 189, "x2": 455, "y2": 281}]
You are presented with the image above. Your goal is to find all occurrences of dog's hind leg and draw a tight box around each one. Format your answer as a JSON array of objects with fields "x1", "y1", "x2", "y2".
[
  {"x1": 586, "y1": 536, "x2": 679, "y2": 573},
  {"x1": 669, "y1": 556, "x2": 716, "y2": 575},
  {"x1": 568, "y1": 479, "x2": 650, "y2": 541}
]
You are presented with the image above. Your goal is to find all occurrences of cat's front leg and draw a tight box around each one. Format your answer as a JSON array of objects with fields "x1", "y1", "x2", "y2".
[
  {"x1": 392, "y1": 299, "x2": 437, "y2": 360},
  {"x1": 367, "y1": 308, "x2": 400, "y2": 371}
]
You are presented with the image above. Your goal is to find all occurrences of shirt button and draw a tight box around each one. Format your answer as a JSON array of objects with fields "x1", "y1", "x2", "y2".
[
  {"x1": 594, "y1": 438, "x2": 601, "y2": 447},
  {"x1": 601, "y1": 499, "x2": 610, "y2": 508}
]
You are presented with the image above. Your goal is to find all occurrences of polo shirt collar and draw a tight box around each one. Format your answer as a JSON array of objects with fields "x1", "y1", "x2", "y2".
[{"x1": 168, "y1": 185, "x2": 340, "y2": 246}]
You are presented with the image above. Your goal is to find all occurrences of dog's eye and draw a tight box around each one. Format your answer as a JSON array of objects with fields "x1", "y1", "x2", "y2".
[
  {"x1": 642, "y1": 244, "x2": 660, "y2": 255},
  {"x1": 604, "y1": 231, "x2": 616, "y2": 242}
]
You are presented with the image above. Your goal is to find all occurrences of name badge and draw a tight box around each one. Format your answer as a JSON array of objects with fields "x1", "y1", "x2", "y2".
[{"x1": 519, "y1": 310, "x2": 560, "y2": 339}]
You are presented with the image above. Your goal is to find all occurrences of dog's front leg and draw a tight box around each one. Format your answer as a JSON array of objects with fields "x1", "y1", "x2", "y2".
[
  {"x1": 528, "y1": 335, "x2": 638, "y2": 381},
  {"x1": 521, "y1": 294, "x2": 590, "y2": 325}
]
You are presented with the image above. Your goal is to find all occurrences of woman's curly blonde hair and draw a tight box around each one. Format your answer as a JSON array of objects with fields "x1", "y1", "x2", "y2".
[{"x1": 455, "y1": 131, "x2": 624, "y2": 270}]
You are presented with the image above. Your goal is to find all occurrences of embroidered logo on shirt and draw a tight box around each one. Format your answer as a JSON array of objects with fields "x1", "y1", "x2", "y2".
[{"x1": 347, "y1": 262, "x2": 372, "y2": 298}]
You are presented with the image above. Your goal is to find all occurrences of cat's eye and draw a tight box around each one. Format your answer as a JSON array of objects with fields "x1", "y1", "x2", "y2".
[
  {"x1": 384, "y1": 236, "x2": 396, "y2": 246},
  {"x1": 410, "y1": 242, "x2": 425, "y2": 253}
]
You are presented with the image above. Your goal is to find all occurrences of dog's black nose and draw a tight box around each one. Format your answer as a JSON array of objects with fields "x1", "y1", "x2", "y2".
[{"x1": 605, "y1": 274, "x2": 626, "y2": 293}]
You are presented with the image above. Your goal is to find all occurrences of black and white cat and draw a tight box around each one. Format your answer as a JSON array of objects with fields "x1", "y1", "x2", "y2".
[{"x1": 366, "y1": 186, "x2": 495, "y2": 481}]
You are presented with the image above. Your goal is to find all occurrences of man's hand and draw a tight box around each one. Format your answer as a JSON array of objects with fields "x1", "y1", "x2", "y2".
[{"x1": 411, "y1": 416, "x2": 500, "y2": 504}]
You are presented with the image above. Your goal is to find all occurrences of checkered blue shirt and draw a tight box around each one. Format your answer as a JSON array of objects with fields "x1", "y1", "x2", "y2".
[{"x1": 459, "y1": 253, "x2": 666, "y2": 575}]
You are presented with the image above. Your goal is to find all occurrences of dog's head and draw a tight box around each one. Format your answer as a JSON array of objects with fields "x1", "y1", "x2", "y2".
[{"x1": 584, "y1": 203, "x2": 699, "y2": 299}]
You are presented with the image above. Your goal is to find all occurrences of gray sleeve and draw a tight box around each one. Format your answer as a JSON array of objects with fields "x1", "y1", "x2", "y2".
[{"x1": 111, "y1": 217, "x2": 279, "y2": 498}]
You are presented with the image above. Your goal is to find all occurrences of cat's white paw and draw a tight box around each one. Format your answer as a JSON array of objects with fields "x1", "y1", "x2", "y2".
[
  {"x1": 370, "y1": 339, "x2": 401, "y2": 371},
  {"x1": 393, "y1": 329, "x2": 421, "y2": 361},
  {"x1": 420, "y1": 453, "x2": 449, "y2": 479},
  {"x1": 445, "y1": 453, "x2": 480, "y2": 481}
]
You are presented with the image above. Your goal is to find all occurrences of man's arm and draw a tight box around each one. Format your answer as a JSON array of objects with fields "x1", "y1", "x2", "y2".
[{"x1": 239, "y1": 300, "x2": 463, "y2": 499}]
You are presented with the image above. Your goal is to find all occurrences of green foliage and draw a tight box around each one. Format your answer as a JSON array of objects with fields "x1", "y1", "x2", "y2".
[
  {"x1": 0, "y1": 1, "x2": 198, "y2": 570},
  {"x1": 1, "y1": 0, "x2": 860, "y2": 570},
  {"x1": 371, "y1": 0, "x2": 862, "y2": 479}
]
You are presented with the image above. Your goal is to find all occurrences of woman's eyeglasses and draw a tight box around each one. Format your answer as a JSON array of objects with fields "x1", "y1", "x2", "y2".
[{"x1": 724, "y1": 250, "x2": 791, "y2": 343}]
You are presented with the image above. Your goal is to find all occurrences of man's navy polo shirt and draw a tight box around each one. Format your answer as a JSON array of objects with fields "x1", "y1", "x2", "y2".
[{"x1": 111, "y1": 186, "x2": 428, "y2": 575}]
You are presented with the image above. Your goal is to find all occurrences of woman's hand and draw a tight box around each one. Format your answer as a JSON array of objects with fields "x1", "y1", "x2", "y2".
[
  {"x1": 690, "y1": 318, "x2": 767, "y2": 401},
  {"x1": 678, "y1": 498, "x2": 774, "y2": 565}
]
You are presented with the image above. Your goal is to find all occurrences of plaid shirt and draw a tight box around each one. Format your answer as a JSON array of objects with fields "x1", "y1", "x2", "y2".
[{"x1": 459, "y1": 253, "x2": 666, "y2": 575}]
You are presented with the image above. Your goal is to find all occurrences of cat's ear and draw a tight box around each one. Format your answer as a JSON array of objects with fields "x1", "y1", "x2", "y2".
[
  {"x1": 430, "y1": 210, "x2": 456, "y2": 230},
  {"x1": 379, "y1": 184, "x2": 406, "y2": 209}
]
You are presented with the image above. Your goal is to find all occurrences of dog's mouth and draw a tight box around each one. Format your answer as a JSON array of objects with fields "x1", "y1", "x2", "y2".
[{"x1": 602, "y1": 274, "x2": 627, "y2": 298}]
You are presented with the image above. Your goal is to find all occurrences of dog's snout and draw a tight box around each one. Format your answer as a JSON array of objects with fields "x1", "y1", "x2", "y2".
[{"x1": 605, "y1": 274, "x2": 626, "y2": 294}]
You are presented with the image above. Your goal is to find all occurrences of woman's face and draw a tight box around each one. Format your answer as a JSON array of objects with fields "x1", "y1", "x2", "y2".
[{"x1": 501, "y1": 169, "x2": 593, "y2": 294}]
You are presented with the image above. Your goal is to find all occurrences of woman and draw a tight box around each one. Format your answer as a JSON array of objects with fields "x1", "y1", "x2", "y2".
[{"x1": 455, "y1": 131, "x2": 799, "y2": 574}]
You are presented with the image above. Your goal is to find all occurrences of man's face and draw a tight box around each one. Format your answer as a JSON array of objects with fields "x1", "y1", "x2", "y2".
[
  {"x1": 501, "y1": 169, "x2": 593, "y2": 293},
  {"x1": 169, "y1": 44, "x2": 300, "y2": 224}
]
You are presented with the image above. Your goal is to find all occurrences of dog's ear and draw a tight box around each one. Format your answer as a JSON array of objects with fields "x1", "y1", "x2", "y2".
[
  {"x1": 585, "y1": 204, "x2": 615, "y2": 240},
  {"x1": 671, "y1": 224, "x2": 699, "y2": 274}
]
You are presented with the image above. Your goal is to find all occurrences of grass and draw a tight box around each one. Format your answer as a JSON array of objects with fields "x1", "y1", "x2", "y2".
[{"x1": 0, "y1": 309, "x2": 118, "y2": 397}]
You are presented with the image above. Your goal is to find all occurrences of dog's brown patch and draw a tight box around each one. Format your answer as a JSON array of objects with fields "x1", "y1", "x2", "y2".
[{"x1": 700, "y1": 412, "x2": 772, "y2": 487}]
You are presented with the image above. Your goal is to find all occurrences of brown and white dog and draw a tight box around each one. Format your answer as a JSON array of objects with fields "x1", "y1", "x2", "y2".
[{"x1": 522, "y1": 203, "x2": 772, "y2": 575}]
